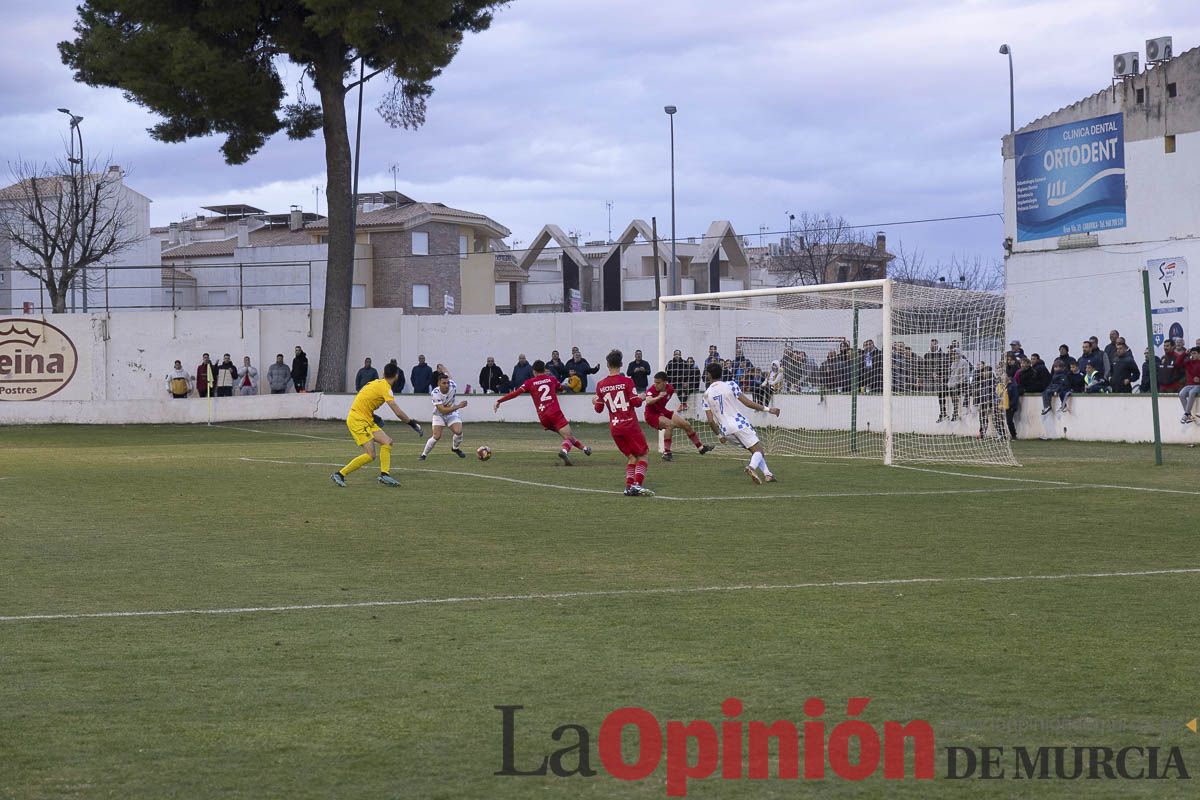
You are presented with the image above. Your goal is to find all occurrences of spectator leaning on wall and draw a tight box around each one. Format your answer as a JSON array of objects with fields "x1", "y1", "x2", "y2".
[
  {"x1": 511, "y1": 354, "x2": 534, "y2": 387},
  {"x1": 1109, "y1": 342, "x2": 1139, "y2": 393},
  {"x1": 214, "y1": 354, "x2": 239, "y2": 397},
  {"x1": 292, "y1": 346, "x2": 309, "y2": 392},
  {"x1": 387, "y1": 358, "x2": 405, "y2": 394},
  {"x1": 239, "y1": 356, "x2": 258, "y2": 395},
  {"x1": 355, "y1": 357, "x2": 379, "y2": 391},
  {"x1": 626, "y1": 350, "x2": 652, "y2": 392},
  {"x1": 267, "y1": 354, "x2": 291, "y2": 394},
  {"x1": 410, "y1": 355, "x2": 433, "y2": 395},
  {"x1": 196, "y1": 353, "x2": 214, "y2": 398},
  {"x1": 167, "y1": 360, "x2": 193, "y2": 399},
  {"x1": 479, "y1": 357, "x2": 503, "y2": 394}
]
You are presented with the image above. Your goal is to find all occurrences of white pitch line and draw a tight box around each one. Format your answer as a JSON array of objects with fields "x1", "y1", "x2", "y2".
[
  {"x1": 893, "y1": 464, "x2": 1200, "y2": 496},
  {"x1": 213, "y1": 424, "x2": 345, "y2": 443},
  {"x1": 237, "y1": 458, "x2": 1073, "y2": 502},
  {"x1": 3, "y1": 567, "x2": 1197, "y2": 624}
]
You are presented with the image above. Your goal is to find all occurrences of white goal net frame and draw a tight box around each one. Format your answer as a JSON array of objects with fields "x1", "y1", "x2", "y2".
[{"x1": 657, "y1": 278, "x2": 1019, "y2": 467}]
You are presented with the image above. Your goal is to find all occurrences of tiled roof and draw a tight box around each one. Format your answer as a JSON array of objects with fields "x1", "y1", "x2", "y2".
[
  {"x1": 306, "y1": 201, "x2": 511, "y2": 237},
  {"x1": 161, "y1": 226, "x2": 315, "y2": 258}
]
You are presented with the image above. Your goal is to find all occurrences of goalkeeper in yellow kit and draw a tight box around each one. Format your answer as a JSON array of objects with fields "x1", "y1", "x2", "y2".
[{"x1": 332, "y1": 362, "x2": 423, "y2": 487}]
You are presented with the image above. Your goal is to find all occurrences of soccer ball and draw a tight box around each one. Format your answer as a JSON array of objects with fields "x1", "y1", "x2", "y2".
[{"x1": 476, "y1": 445, "x2": 492, "y2": 461}]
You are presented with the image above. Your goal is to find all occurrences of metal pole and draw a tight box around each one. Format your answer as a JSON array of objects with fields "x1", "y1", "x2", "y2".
[
  {"x1": 882, "y1": 279, "x2": 894, "y2": 465},
  {"x1": 669, "y1": 113, "x2": 676, "y2": 296},
  {"x1": 850, "y1": 300, "x2": 860, "y2": 453},
  {"x1": 1141, "y1": 269, "x2": 1163, "y2": 466},
  {"x1": 664, "y1": 106, "x2": 678, "y2": 297},
  {"x1": 657, "y1": 291, "x2": 668, "y2": 455},
  {"x1": 999, "y1": 45, "x2": 1015, "y2": 134},
  {"x1": 76, "y1": 121, "x2": 87, "y2": 313}
]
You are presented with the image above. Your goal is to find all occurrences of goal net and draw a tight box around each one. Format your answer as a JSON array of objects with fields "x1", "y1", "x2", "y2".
[{"x1": 657, "y1": 279, "x2": 1018, "y2": 466}]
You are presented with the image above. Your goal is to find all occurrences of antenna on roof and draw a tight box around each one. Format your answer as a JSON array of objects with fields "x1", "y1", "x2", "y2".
[{"x1": 606, "y1": 201, "x2": 613, "y2": 243}]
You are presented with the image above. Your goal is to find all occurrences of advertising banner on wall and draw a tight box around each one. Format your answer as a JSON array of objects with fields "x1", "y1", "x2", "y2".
[
  {"x1": 0, "y1": 317, "x2": 81, "y2": 401},
  {"x1": 1147, "y1": 258, "x2": 1188, "y2": 347},
  {"x1": 1014, "y1": 113, "x2": 1126, "y2": 242}
]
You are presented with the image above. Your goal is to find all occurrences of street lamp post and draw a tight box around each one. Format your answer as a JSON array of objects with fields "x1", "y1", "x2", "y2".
[
  {"x1": 58, "y1": 108, "x2": 85, "y2": 311},
  {"x1": 998, "y1": 45, "x2": 1014, "y2": 134},
  {"x1": 664, "y1": 105, "x2": 677, "y2": 297}
]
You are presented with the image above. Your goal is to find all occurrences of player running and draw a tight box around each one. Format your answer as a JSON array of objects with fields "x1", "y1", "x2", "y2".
[
  {"x1": 594, "y1": 349, "x2": 653, "y2": 496},
  {"x1": 701, "y1": 361, "x2": 781, "y2": 485},
  {"x1": 643, "y1": 370, "x2": 713, "y2": 461},
  {"x1": 493, "y1": 359, "x2": 592, "y2": 465},
  {"x1": 420, "y1": 374, "x2": 469, "y2": 460},
  {"x1": 331, "y1": 362, "x2": 424, "y2": 487}
]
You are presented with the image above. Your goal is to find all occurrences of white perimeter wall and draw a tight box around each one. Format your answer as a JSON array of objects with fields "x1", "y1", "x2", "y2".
[{"x1": 5, "y1": 389, "x2": 1198, "y2": 448}]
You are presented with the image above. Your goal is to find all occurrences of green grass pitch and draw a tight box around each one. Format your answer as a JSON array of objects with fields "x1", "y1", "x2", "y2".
[{"x1": 1, "y1": 420, "x2": 1197, "y2": 798}]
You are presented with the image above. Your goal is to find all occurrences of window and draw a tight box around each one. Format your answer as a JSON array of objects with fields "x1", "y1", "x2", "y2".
[
  {"x1": 1165, "y1": 134, "x2": 1176, "y2": 154},
  {"x1": 412, "y1": 283, "x2": 430, "y2": 308},
  {"x1": 459, "y1": 234, "x2": 469, "y2": 258},
  {"x1": 1167, "y1": 82, "x2": 1177, "y2": 98},
  {"x1": 1136, "y1": 88, "x2": 1145, "y2": 103},
  {"x1": 352, "y1": 284, "x2": 366, "y2": 308},
  {"x1": 412, "y1": 231, "x2": 429, "y2": 256},
  {"x1": 836, "y1": 265, "x2": 849, "y2": 282}
]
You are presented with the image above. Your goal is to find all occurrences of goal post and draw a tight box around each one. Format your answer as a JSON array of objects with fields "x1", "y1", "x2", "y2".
[{"x1": 658, "y1": 278, "x2": 1018, "y2": 467}]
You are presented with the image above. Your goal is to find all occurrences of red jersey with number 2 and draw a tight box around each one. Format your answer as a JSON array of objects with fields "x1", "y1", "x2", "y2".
[{"x1": 521, "y1": 374, "x2": 568, "y2": 431}]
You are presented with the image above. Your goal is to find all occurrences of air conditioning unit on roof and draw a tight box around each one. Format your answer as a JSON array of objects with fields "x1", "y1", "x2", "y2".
[
  {"x1": 1113, "y1": 52, "x2": 1139, "y2": 77},
  {"x1": 1146, "y1": 36, "x2": 1172, "y2": 63}
]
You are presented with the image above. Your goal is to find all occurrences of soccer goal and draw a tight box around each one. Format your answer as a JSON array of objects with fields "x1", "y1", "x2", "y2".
[{"x1": 657, "y1": 279, "x2": 1018, "y2": 466}]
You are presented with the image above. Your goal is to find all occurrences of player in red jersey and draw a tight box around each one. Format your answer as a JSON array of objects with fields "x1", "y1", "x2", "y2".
[
  {"x1": 493, "y1": 359, "x2": 592, "y2": 465},
  {"x1": 593, "y1": 349, "x2": 653, "y2": 496},
  {"x1": 643, "y1": 371, "x2": 713, "y2": 461}
]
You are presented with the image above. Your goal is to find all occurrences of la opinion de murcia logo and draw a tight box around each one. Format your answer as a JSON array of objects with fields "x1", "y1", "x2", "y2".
[{"x1": 0, "y1": 318, "x2": 78, "y2": 400}]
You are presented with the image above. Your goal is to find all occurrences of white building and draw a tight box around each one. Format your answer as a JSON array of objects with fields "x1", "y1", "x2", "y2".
[
  {"x1": 1004, "y1": 42, "x2": 1200, "y2": 355},
  {"x1": 0, "y1": 167, "x2": 161, "y2": 314}
]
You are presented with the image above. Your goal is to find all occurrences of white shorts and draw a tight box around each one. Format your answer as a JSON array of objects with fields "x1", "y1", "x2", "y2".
[
  {"x1": 433, "y1": 411, "x2": 463, "y2": 428},
  {"x1": 723, "y1": 426, "x2": 759, "y2": 449}
]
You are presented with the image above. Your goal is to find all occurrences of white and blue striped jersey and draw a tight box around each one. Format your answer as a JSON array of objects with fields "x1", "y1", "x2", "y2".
[
  {"x1": 702, "y1": 380, "x2": 752, "y2": 435},
  {"x1": 430, "y1": 380, "x2": 458, "y2": 412}
]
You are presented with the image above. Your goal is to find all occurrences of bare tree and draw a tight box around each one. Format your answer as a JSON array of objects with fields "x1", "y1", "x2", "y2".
[
  {"x1": 774, "y1": 212, "x2": 872, "y2": 286},
  {"x1": 888, "y1": 239, "x2": 1005, "y2": 292},
  {"x1": 0, "y1": 155, "x2": 140, "y2": 313}
]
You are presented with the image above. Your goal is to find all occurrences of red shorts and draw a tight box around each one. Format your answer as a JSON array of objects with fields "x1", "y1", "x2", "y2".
[
  {"x1": 644, "y1": 410, "x2": 673, "y2": 430},
  {"x1": 539, "y1": 412, "x2": 569, "y2": 433},
  {"x1": 611, "y1": 426, "x2": 648, "y2": 458}
]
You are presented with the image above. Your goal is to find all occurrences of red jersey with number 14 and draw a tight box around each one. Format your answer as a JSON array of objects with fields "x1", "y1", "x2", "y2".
[{"x1": 594, "y1": 374, "x2": 643, "y2": 433}]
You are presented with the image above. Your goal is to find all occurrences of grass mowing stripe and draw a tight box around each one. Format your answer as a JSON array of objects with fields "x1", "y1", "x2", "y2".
[
  {"x1": 237, "y1": 457, "x2": 1076, "y2": 501},
  {"x1": 3, "y1": 567, "x2": 1197, "y2": 624},
  {"x1": 895, "y1": 463, "x2": 1200, "y2": 495}
]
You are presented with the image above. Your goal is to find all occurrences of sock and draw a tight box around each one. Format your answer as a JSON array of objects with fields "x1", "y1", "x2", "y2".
[
  {"x1": 688, "y1": 431, "x2": 703, "y2": 448},
  {"x1": 452, "y1": 433, "x2": 464, "y2": 450},
  {"x1": 625, "y1": 464, "x2": 636, "y2": 487},
  {"x1": 340, "y1": 453, "x2": 373, "y2": 476},
  {"x1": 750, "y1": 451, "x2": 771, "y2": 476},
  {"x1": 634, "y1": 460, "x2": 647, "y2": 485},
  {"x1": 423, "y1": 437, "x2": 437, "y2": 456},
  {"x1": 572, "y1": 438, "x2": 586, "y2": 451},
  {"x1": 561, "y1": 439, "x2": 572, "y2": 454},
  {"x1": 379, "y1": 444, "x2": 391, "y2": 474},
  {"x1": 663, "y1": 435, "x2": 672, "y2": 453}
]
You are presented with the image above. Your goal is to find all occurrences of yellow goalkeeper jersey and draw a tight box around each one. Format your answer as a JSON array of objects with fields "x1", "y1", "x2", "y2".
[{"x1": 348, "y1": 379, "x2": 394, "y2": 422}]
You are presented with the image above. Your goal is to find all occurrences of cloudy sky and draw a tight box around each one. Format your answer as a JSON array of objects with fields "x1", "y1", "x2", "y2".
[{"x1": 2, "y1": 0, "x2": 1197, "y2": 265}]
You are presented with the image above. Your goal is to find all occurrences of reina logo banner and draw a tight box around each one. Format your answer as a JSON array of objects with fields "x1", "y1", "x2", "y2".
[
  {"x1": 494, "y1": 700, "x2": 1192, "y2": 796},
  {"x1": 1014, "y1": 112, "x2": 1126, "y2": 242},
  {"x1": 0, "y1": 318, "x2": 79, "y2": 401}
]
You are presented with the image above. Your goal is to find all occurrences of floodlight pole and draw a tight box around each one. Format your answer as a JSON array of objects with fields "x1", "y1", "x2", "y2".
[
  {"x1": 999, "y1": 45, "x2": 1015, "y2": 134},
  {"x1": 59, "y1": 108, "x2": 85, "y2": 312}
]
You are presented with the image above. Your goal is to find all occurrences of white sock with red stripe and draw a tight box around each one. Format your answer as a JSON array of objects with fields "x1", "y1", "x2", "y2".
[
  {"x1": 625, "y1": 464, "x2": 636, "y2": 487},
  {"x1": 634, "y1": 460, "x2": 647, "y2": 485}
]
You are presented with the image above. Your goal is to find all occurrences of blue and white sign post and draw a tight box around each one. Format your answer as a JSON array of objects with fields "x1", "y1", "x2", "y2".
[
  {"x1": 1014, "y1": 113, "x2": 1126, "y2": 241},
  {"x1": 1146, "y1": 257, "x2": 1188, "y2": 347}
]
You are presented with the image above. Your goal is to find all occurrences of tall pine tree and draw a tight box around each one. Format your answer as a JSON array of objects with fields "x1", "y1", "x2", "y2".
[{"x1": 61, "y1": 1, "x2": 509, "y2": 391}]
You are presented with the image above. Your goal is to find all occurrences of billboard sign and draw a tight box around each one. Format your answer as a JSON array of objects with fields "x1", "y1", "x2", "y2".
[
  {"x1": 1014, "y1": 113, "x2": 1126, "y2": 241},
  {"x1": 1147, "y1": 258, "x2": 1187, "y2": 347},
  {"x1": 0, "y1": 318, "x2": 79, "y2": 401}
]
